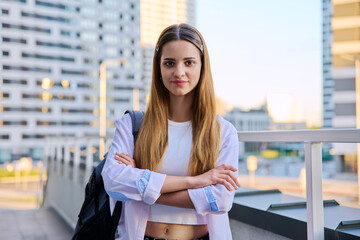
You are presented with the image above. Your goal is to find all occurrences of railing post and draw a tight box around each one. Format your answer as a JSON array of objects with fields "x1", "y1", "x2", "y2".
[
  {"x1": 85, "y1": 138, "x2": 94, "y2": 182},
  {"x1": 305, "y1": 142, "x2": 324, "y2": 240},
  {"x1": 50, "y1": 137, "x2": 56, "y2": 172},
  {"x1": 56, "y1": 137, "x2": 62, "y2": 175},
  {"x1": 39, "y1": 137, "x2": 49, "y2": 207},
  {"x1": 64, "y1": 138, "x2": 70, "y2": 179},
  {"x1": 43, "y1": 137, "x2": 49, "y2": 169},
  {"x1": 73, "y1": 138, "x2": 80, "y2": 184}
]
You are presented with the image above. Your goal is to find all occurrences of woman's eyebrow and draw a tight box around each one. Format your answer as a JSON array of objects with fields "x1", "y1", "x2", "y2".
[{"x1": 163, "y1": 57, "x2": 197, "y2": 61}]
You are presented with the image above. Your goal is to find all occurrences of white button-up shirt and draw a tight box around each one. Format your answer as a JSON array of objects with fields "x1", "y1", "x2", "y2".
[{"x1": 102, "y1": 113, "x2": 239, "y2": 240}]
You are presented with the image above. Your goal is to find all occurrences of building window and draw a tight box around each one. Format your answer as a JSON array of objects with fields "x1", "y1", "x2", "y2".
[
  {"x1": 61, "y1": 121, "x2": 91, "y2": 126},
  {"x1": 35, "y1": 0, "x2": 73, "y2": 11},
  {"x1": 2, "y1": 23, "x2": 51, "y2": 34},
  {"x1": 103, "y1": 23, "x2": 118, "y2": 32},
  {"x1": 103, "y1": 34, "x2": 119, "y2": 44},
  {"x1": 61, "y1": 69, "x2": 84, "y2": 75},
  {"x1": 104, "y1": 10, "x2": 118, "y2": 19},
  {"x1": 36, "y1": 40, "x2": 82, "y2": 50},
  {"x1": 2, "y1": 9, "x2": 9, "y2": 14},
  {"x1": 3, "y1": 121, "x2": 27, "y2": 126},
  {"x1": 84, "y1": 58, "x2": 98, "y2": 65},
  {"x1": 335, "y1": 103, "x2": 356, "y2": 116},
  {"x1": 3, "y1": 79, "x2": 27, "y2": 85},
  {"x1": 22, "y1": 93, "x2": 75, "y2": 101},
  {"x1": 21, "y1": 11, "x2": 73, "y2": 24},
  {"x1": 3, "y1": 37, "x2": 27, "y2": 44},
  {"x1": 37, "y1": 121, "x2": 57, "y2": 126},
  {"x1": 2, "y1": 51, "x2": 10, "y2": 56},
  {"x1": 3, "y1": 0, "x2": 26, "y2": 2},
  {"x1": 334, "y1": 78, "x2": 355, "y2": 91},
  {"x1": 80, "y1": 32, "x2": 98, "y2": 42},
  {"x1": 80, "y1": 19, "x2": 97, "y2": 29},
  {"x1": 0, "y1": 135, "x2": 9, "y2": 140},
  {"x1": 3, "y1": 65, "x2": 51, "y2": 73},
  {"x1": 103, "y1": 0, "x2": 118, "y2": 6},
  {"x1": 61, "y1": 108, "x2": 93, "y2": 114},
  {"x1": 22, "y1": 52, "x2": 75, "y2": 62},
  {"x1": 22, "y1": 134, "x2": 45, "y2": 139},
  {"x1": 3, "y1": 106, "x2": 52, "y2": 113},
  {"x1": 1, "y1": 92, "x2": 10, "y2": 98},
  {"x1": 81, "y1": 7, "x2": 96, "y2": 16},
  {"x1": 60, "y1": 30, "x2": 77, "y2": 38}
]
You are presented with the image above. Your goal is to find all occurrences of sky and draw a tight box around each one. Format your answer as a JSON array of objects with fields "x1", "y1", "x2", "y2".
[{"x1": 196, "y1": 0, "x2": 322, "y2": 127}]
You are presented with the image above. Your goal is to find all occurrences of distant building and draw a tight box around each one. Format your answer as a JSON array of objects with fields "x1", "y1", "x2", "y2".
[
  {"x1": 269, "y1": 122, "x2": 307, "y2": 131},
  {"x1": 323, "y1": 0, "x2": 358, "y2": 129},
  {"x1": 0, "y1": 0, "x2": 143, "y2": 162},
  {"x1": 322, "y1": 0, "x2": 359, "y2": 173},
  {"x1": 224, "y1": 106, "x2": 271, "y2": 132},
  {"x1": 322, "y1": 0, "x2": 334, "y2": 129},
  {"x1": 140, "y1": 0, "x2": 196, "y2": 96},
  {"x1": 224, "y1": 106, "x2": 271, "y2": 156}
]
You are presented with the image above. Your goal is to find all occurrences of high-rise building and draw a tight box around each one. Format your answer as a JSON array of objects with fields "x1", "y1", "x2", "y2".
[
  {"x1": 140, "y1": 0, "x2": 196, "y2": 95},
  {"x1": 322, "y1": 0, "x2": 359, "y2": 172},
  {"x1": 0, "y1": 0, "x2": 143, "y2": 162},
  {"x1": 322, "y1": 0, "x2": 334, "y2": 129},
  {"x1": 326, "y1": 0, "x2": 359, "y2": 129}
]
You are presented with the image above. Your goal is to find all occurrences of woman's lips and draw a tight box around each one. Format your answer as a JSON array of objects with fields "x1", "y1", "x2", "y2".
[{"x1": 173, "y1": 80, "x2": 187, "y2": 86}]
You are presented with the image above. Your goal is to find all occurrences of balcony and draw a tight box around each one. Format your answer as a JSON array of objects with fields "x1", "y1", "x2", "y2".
[{"x1": 1, "y1": 129, "x2": 360, "y2": 239}]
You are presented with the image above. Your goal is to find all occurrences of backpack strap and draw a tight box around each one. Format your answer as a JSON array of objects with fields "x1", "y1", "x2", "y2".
[
  {"x1": 124, "y1": 110, "x2": 145, "y2": 143},
  {"x1": 109, "y1": 201, "x2": 122, "y2": 240},
  {"x1": 108, "y1": 110, "x2": 144, "y2": 240}
]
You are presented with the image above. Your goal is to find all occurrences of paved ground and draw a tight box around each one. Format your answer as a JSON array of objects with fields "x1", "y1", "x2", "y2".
[
  {"x1": 0, "y1": 207, "x2": 289, "y2": 240},
  {"x1": 0, "y1": 208, "x2": 73, "y2": 240}
]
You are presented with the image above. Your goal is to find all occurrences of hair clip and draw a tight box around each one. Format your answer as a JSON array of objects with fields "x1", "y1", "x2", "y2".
[
  {"x1": 156, "y1": 45, "x2": 159, "y2": 52},
  {"x1": 200, "y1": 44, "x2": 204, "y2": 52}
]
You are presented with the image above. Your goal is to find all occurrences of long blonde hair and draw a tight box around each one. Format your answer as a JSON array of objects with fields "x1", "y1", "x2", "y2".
[{"x1": 134, "y1": 24, "x2": 220, "y2": 176}]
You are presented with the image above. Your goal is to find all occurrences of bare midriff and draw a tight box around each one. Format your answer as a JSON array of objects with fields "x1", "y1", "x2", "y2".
[{"x1": 145, "y1": 221, "x2": 208, "y2": 239}]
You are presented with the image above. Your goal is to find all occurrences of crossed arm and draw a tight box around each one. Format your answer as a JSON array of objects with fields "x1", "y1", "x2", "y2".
[{"x1": 114, "y1": 152, "x2": 239, "y2": 209}]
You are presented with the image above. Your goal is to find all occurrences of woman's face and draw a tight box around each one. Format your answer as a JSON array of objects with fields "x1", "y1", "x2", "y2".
[{"x1": 160, "y1": 40, "x2": 202, "y2": 99}]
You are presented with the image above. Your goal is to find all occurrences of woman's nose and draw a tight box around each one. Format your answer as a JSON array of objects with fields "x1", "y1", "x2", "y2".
[{"x1": 174, "y1": 65, "x2": 185, "y2": 78}]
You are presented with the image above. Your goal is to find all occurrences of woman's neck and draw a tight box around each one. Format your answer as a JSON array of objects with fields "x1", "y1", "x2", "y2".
[{"x1": 168, "y1": 93, "x2": 194, "y2": 122}]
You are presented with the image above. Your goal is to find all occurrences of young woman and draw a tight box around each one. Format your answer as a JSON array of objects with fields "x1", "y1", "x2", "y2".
[{"x1": 102, "y1": 24, "x2": 240, "y2": 240}]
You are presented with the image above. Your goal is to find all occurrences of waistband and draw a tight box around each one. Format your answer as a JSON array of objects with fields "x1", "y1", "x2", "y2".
[{"x1": 144, "y1": 233, "x2": 209, "y2": 240}]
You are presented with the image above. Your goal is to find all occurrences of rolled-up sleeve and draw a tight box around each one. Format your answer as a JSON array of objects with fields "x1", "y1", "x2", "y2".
[
  {"x1": 188, "y1": 124, "x2": 239, "y2": 216},
  {"x1": 101, "y1": 114, "x2": 166, "y2": 205}
]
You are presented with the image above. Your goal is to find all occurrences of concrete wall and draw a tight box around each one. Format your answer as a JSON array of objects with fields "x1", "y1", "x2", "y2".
[{"x1": 230, "y1": 219, "x2": 291, "y2": 240}]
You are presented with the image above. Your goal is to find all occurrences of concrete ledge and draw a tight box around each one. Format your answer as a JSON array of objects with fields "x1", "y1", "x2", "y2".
[{"x1": 229, "y1": 187, "x2": 360, "y2": 240}]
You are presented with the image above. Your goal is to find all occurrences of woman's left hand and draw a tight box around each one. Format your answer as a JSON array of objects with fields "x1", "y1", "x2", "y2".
[{"x1": 115, "y1": 152, "x2": 136, "y2": 168}]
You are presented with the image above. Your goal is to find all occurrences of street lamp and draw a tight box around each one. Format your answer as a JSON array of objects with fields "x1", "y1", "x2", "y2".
[
  {"x1": 247, "y1": 155, "x2": 258, "y2": 187},
  {"x1": 99, "y1": 58, "x2": 131, "y2": 159}
]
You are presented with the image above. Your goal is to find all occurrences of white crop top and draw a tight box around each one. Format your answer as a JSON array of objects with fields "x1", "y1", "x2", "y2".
[{"x1": 148, "y1": 119, "x2": 207, "y2": 225}]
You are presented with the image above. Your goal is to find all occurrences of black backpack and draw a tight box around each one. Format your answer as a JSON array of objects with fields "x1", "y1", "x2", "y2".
[{"x1": 72, "y1": 110, "x2": 145, "y2": 240}]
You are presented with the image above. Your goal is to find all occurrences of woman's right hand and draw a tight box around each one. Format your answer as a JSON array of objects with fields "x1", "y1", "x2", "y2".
[{"x1": 190, "y1": 164, "x2": 239, "y2": 191}]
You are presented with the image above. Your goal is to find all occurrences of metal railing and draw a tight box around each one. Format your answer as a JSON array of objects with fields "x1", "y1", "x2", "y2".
[
  {"x1": 42, "y1": 129, "x2": 360, "y2": 240},
  {"x1": 42, "y1": 136, "x2": 112, "y2": 228},
  {"x1": 238, "y1": 128, "x2": 360, "y2": 240}
]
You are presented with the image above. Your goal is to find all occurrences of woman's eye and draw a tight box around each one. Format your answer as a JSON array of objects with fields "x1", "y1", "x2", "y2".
[
  {"x1": 164, "y1": 62, "x2": 174, "y2": 67},
  {"x1": 185, "y1": 61, "x2": 194, "y2": 66}
]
